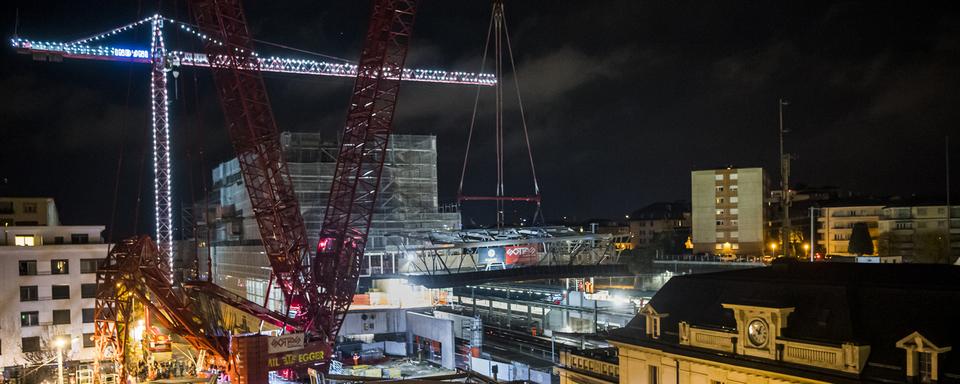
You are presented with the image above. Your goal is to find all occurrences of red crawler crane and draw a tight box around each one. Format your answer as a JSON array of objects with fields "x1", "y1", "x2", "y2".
[
  {"x1": 186, "y1": 0, "x2": 419, "y2": 345},
  {"x1": 95, "y1": 0, "x2": 424, "y2": 380}
]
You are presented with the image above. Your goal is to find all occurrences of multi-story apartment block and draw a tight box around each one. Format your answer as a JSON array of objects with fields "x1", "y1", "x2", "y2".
[
  {"x1": 0, "y1": 197, "x2": 59, "y2": 227},
  {"x1": 691, "y1": 168, "x2": 767, "y2": 256},
  {"x1": 816, "y1": 202, "x2": 884, "y2": 256},
  {"x1": 628, "y1": 201, "x2": 690, "y2": 250},
  {"x1": 815, "y1": 200, "x2": 959, "y2": 262},
  {"x1": 0, "y1": 197, "x2": 107, "y2": 370},
  {"x1": 879, "y1": 203, "x2": 960, "y2": 263}
]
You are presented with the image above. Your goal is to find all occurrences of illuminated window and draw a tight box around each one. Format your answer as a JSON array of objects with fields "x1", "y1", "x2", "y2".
[
  {"x1": 730, "y1": 185, "x2": 738, "y2": 191},
  {"x1": 15, "y1": 235, "x2": 35, "y2": 247},
  {"x1": 716, "y1": 209, "x2": 724, "y2": 215},
  {"x1": 715, "y1": 244, "x2": 722, "y2": 250},
  {"x1": 729, "y1": 173, "x2": 738, "y2": 180},
  {"x1": 730, "y1": 208, "x2": 739, "y2": 215},
  {"x1": 51, "y1": 259, "x2": 69, "y2": 275},
  {"x1": 716, "y1": 198, "x2": 724, "y2": 204},
  {"x1": 731, "y1": 243, "x2": 740, "y2": 250},
  {"x1": 715, "y1": 186, "x2": 724, "y2": 192},
  {"x1": 730, "y1": 197, "x2": 739, "y2": 203},
  {"x1": 714, "y1": 174, "x2": 723, "y2": 181}
]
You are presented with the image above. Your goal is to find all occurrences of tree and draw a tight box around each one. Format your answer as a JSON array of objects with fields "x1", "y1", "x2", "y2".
[
  {"x1": 913, "y1": 231, "x2": 950, "y2": 264},
  {"x1": 875, "y1": 232, "x2": 892, "y2": 256},
  {"x1": 847, "y1": 222, "x2": 874, "y2": 256}
]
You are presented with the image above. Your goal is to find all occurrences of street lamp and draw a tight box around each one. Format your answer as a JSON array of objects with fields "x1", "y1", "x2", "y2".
[
  {"x1": 55, "y1": 337, "x2": 67, "y2": 384},
  {"x1": 769, "y1": 242, "x2": 778, "y2": 256}
]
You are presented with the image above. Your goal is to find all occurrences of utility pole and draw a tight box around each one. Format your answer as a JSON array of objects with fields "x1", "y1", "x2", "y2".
[
  {"x1": 947, "y1": 136, "x2": 952, "y2": 263},
  {"x1": 779, "y1": 98, "x2": 791, "y2": 258},
  {"x1": 809, "y1": 207, "x2": 818, "y2": 262}
]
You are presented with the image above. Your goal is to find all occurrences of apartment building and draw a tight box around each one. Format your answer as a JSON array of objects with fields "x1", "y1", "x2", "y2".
[
  {"x1": 0, "y1": 197, "x2": 107, "y2": 369},
  {"x1": 815, "y1": 200, "x2": 959, "y2": 262},
  {"x1": 879, "y1": 203, "x2": 960, "y2": 263},
  {"x1": 628, "y1": 201, "x2": 690, "y2": 249},
  {"x1": 691, "y1": 168, "x2": 767, "y2": 256},
  {"x1": 816, "y1": 202, "x2": 884, "y2": 256}
]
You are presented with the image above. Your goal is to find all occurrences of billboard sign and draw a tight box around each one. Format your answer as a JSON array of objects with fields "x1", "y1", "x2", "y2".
[
  {"x1": 268, "y1": 333, "x2": 306, "y2": 354},
  {"x1": 477, "y1": 247, "x2": 505, "y2": 265},
  {"x1": 505, "y1": 245, "x2": 539, "y2": 265}
]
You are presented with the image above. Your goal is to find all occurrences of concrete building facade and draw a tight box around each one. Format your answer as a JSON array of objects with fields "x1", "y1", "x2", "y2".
[
  {"x1": 691, "y1": 168, "x2": 767, "y2": 256},
  {"x1": 0, "y1": 198, "x2": 106, "y2": 369},
  {"x1": 817, "y1": 204, "x2": 884, "y2": 256},
  {"x1": 815, "y1": 202, "x2": 959, "y2": 262},
  {"x1": 878, "y1": 204, "x2": 960, "y2": 263},
  {"x1": 0, "y1": 197, "x2": 59, "y2": 228},
  {"x1": 628, "y1": 201, "x2": 690, "y2": 250}
]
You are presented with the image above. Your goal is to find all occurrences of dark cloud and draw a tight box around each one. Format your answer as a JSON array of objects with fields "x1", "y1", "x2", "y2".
[{"x1": 2, "y1": 0, "x2": 960, "y2": 232}]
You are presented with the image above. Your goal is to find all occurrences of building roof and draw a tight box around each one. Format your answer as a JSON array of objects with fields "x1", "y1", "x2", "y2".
[
  {"x1": 629, "y1": 201, "x2": 689, "y2": 221},
  {"x1": 608, "y1": 261, "x2": 960, "y2": 383}
]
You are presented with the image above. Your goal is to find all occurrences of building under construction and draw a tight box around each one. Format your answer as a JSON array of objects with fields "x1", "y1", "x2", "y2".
[{"x1": 194, "y1": 132, "x2": 460, "y2": 312}]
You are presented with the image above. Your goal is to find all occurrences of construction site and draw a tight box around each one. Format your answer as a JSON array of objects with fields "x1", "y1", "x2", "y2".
[{"x1": 8, "y1": 1, "x2": 645, "y2": 383}]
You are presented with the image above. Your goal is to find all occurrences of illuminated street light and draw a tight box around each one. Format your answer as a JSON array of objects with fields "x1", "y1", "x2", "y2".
[
  {"x1": 803, "y1": 243, "x2": 810, "y2": 252},
  {"x1": 55, "y1": 336, "x2": 67, "y2": 384}
]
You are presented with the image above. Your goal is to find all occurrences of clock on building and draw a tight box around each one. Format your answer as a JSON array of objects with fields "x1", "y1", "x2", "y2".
[{"x1": 747, "y1": 319, "x2": 769, "y2": 347}]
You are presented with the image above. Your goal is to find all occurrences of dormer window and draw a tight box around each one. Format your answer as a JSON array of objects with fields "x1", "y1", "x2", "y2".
[
  {"x1": 896, "y1": 331, "x2": 952, "y2": 383},
  {"x1": 640, "y1": 305, "x2": 667, "y2": 339}
]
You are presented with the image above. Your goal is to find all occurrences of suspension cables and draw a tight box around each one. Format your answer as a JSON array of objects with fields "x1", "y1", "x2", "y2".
[{"x1": 458, "y1": 0, "x2": 541, "y2": 227}]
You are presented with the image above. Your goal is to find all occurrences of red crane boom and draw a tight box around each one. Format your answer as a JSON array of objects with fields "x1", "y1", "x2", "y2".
[
  {"x1": 186, "y1": 0, "x2": 314, "y2": 320},
  {"x1": 187, "y1": 0, "x2": 420, "y2": 349},
  {"x1": 313, "y1": 0, "x2": 419, "y2": 343}
]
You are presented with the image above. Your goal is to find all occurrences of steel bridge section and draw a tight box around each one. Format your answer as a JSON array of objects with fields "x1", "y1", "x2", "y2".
[{"x1": 362, "y1": 226, "x2": 627, "y2": 276}]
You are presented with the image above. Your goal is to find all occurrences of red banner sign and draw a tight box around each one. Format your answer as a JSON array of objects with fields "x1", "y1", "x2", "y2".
[{"x1": 505, "y1": 245, "x2": 539, "y2": 265}]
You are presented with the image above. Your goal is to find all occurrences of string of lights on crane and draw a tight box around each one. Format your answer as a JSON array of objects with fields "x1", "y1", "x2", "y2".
[{"x1": 12, "y1": 15, "x2": 496, "y2": 85}]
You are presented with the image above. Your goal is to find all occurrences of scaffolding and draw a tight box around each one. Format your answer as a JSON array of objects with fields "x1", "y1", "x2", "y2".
[{"x1": 197, "y1": 133, "x2": 460, "y2": 312}]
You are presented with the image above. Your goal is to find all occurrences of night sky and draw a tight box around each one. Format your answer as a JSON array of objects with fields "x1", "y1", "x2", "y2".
[{"x1": 1, "y1": 1, "x2": 959, "y2": 238}]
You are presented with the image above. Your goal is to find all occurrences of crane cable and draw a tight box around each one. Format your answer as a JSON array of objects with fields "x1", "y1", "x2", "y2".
[
  {"x1": 107, "y1": 0, "x2": 145, "y2": 250},
  {"x1": 458, "y1": 0, "x2": 542, "y2": 226}
]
